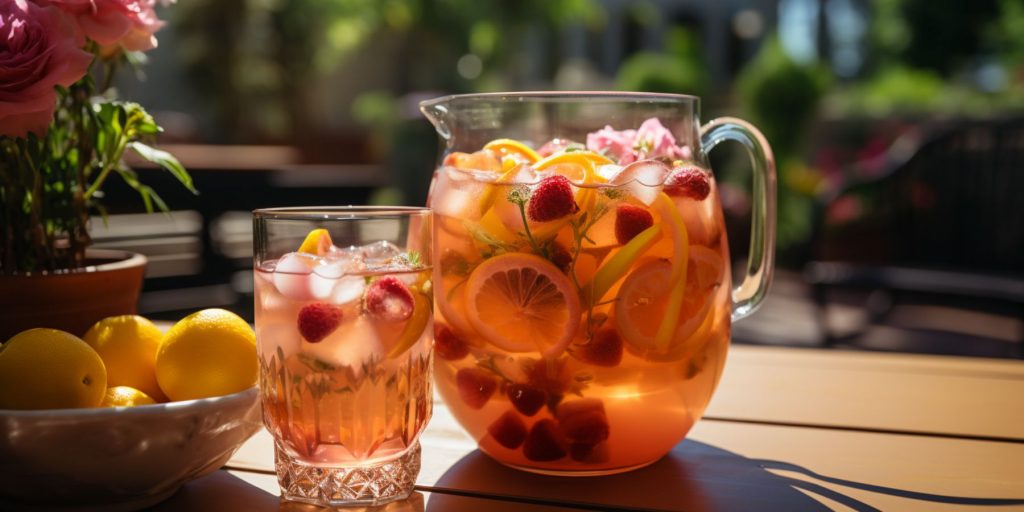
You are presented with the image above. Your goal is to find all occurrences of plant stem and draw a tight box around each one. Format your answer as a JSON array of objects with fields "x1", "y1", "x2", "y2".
[
  {"x1": 515, "y1": 200, "x2": 545, "y2": 256},
  {"x1": 71, "y1": 82, "x2": 94, "y2": 267}
]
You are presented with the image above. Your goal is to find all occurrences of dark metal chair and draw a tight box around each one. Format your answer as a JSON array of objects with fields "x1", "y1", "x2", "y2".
[{"x1": 804, "y1": 117, "x2": 1024, "y2": 357}]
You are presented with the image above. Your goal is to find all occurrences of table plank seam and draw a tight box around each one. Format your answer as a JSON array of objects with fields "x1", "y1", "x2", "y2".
[
  {"x1": 412, "y1": 485, "x2": 672, "y2": 512},
  {"x1": 220, "y1": 465, "x2": 656, "y2": 511},
  {"x1": 702, "y1": 416, "x2": 1024, "y2": 444}
]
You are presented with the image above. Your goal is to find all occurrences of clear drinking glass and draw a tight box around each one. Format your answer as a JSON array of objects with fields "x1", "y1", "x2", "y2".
[
  {"x1": 252, "y1": 207, "x2": 433, "y2": 506},
  {"x1": 421, "y1": 92, "x2": 775, "y2": 475}
]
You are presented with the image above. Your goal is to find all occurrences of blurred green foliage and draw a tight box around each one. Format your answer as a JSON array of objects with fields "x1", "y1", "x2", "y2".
[
  {"x1": 173, "y1": 0, "x2": 600, "y2": 142},
  {"x1": 616, "y1": 27, "x2": 708, "y2": 97},
  {"x1": 735, "y1": 37, "x2": 830, "y2": 250}
]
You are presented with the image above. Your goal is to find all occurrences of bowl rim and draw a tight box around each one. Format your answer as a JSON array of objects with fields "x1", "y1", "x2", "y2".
[{"x1": 0, "y1": 386, "x2": 258, "y2": 417}]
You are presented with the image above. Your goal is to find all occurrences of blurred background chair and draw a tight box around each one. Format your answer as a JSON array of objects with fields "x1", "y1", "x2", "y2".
[{"x1": 804, "y1": 118, "x2": 1024, "y2": 358}]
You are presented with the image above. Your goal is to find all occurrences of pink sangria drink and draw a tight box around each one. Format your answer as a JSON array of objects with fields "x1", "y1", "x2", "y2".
[
  {"x1": 253, "y1": 207, "x2": 433, "y2": 506},
  {"x1": 421, "y1": 93, "x2": 776, "y2": 475}
]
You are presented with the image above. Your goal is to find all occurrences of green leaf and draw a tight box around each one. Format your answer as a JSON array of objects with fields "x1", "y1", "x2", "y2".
[{"x1": 129, "y1": 142, "x2": 196, "y2": 194}]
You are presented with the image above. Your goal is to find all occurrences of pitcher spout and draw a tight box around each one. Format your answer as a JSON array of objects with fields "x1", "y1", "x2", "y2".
[{"x1": 419, "y1": 97, "x2": 452, "y2": 141}]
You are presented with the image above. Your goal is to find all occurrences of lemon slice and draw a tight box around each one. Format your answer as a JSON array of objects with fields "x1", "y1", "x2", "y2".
[
  {"x1": 581, "y1": 224, "x2": 661, "y2": 304},
  {"x1": 465, "y1": 253, "x2": 581, "y2": 357},
  {"x1": 298, "y1": 228, "x2": 332, "y2": 255},
  {"x1": 484, "y1": 139, "x2": 541, "y2": 163},
  {"x1": 651, "y1": 193, "x2": 690, "y2": 350}
]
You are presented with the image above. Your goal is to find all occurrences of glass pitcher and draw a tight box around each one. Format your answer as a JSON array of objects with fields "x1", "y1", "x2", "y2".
[{"x1": 421, "y1": 92, "x2": 775, "y2": 475}]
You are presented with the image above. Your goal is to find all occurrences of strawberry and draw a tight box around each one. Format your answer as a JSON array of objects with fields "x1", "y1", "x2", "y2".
[
  {"x1": 569, "y1": 441, "x2": 609, "y2": 463},
  {"x1": 488, "y1": 411, "x2": 528, "y2": 449},
  {"x1": 573, "y1": 328, "x2": 623, "y2": 367},
  {"x1": 434, "y1": 323, "x2": 470, "y2": 361},
  {"x1": 664, "y1": 166, "x2": 710, "y2": 200},
  {"x1": 614, "y1": 204, "x2": 654, "y2": 244},
  {"x1": 557, "y1": 398, "x2": 609, "y2": 444},
  {"x1": 297, "y1": 303, "x2": 343, "y2": 343},
  {"x1": 526, "y1": 358, "x2": 571, "y2": 397},
  {"x1": 547, "y1": 242, "x2": 573, "y2": 273},
  {"x1": 527, "y1": 175, "x2": 579, "y2": 222},
  {"x1": 364, "y1": 276, "x2": 414, "y2": 322},
  {"x1": 506, "y1": 383, "x2": 546, "y2": 417},
  {"x1": 523, "y1": 419, "x2": 566, "y2": 461},
  {"x1": 456, "y1": 367, "x2": 497, "y2": 409}
]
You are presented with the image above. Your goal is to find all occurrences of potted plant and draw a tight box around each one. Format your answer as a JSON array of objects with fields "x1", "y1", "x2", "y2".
[{"x1": 0, "y1": 0, "x2": 194, "y2": 340}]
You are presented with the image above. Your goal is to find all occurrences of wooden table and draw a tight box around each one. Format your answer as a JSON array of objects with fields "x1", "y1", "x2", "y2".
[{"x1": 150, "y1": 346, "x2": 1024, "y2": 511}]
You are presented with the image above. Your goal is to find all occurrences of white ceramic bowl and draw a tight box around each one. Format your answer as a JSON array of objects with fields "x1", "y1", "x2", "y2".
[{"x1": 0, "y1": 387, "x2": 261, "y2": 511}]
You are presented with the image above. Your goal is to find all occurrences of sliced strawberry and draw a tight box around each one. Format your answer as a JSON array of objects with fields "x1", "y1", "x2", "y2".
[
  {"x1": 434, "y1": 323, "x2": 470, "y2": 361},
  {"x1": 557, "y1": 398, "x2": 609, "y2": 444},
  {"x1": 297, "y1": 303, "x2": 343, "y2": 343},
  {"x1": 456, "y1": 367, "x2": 498, "y2": 409},
  {"x1": 488, "y1": 411, "x2": 528, "y2": 449},
  {"x1": 665, "y1": 166, "x2": 711, "y2": 200},
  {"x1": 527, "y1": 175, "x2": 579, "y2": 222},
  {"x1": 364, "y1": 276, "x2": 415, "y2": 321},
  {"x1": 573, "y1": 328, "x2": 623, "y2": 367},
  {"x1": 547, "y1": 242, "x2": 573, "y2": 274},
  {"x1": 569, "y1": 441, "x2": 610, "y2": 463},
  {"x1": 614, "y1": 204, "x2": 654, "y2": 245},
  {"x1": 506, "y1": 383, "x2": 546, "y2": 417},
  {"x1": 523, "y1": 419, "x2": 566, "y2": 461},
  {"x1": 526, "y1": 358, "x2": 572, "y2": 397}
]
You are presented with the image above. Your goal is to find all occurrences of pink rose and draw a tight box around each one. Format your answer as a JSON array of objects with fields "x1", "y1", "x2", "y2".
[
  {"x1": 40, "y1": 0, "x2": 164, "y2": 52},
  {"x1": 633, "y1": 118, "x2": 687, "y2": 161},
  {"x1": 0, "y1": 0, "x2": 92, "y2": 138},
  {"x1": 586, "y1": 118, "x2": 688, "y2": 165},
  {"x1": 586, "y1": 125, "x2": 638, "y2": 165}
]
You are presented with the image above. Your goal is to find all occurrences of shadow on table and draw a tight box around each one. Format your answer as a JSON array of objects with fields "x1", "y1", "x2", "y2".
[
  {"x1": 429, "y1": 440, "x2": 1024, "y2": 512},
  {"x1": 146, "y1": 471, "x2": 428, "y2": 512},
  {"x1": 428, "y1": 440, "x2": 827, "y2": 512}
]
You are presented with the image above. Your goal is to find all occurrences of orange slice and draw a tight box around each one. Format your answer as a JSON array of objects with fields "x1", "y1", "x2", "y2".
[
  {"x1": 465, "y1": 253, "x2": 581, "y2": 356},
  {"x1": 297, "y1": 229, "x2": 332, "y2": 255},
  {"x1": 614, "y1": 246, "x2": 724, "y2": 358},
  {"x1": 387, "y1": 292, "x2": 432, "y2": 358},
  {"x1": 484, "y1": 139, "x2": 541, "y2": 163},
  {"x1": 534, "y1": 151, "x2": 614, "y2": 170},
  {"x1": 478, "y1": 164, "x2": 524, "y2": 216},
  {"x1": 445, "y1": 150, "x2": 502, "y2": 172}
]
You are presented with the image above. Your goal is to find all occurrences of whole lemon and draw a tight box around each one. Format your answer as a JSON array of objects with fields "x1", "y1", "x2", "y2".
[
  {"x1": 0, "y1": 328, "x2": 107, "y2": 409},
  {"x1": 156, "y1": 309, "x2": 257, "y2": 401},
  {"x1": 101, "y1": 386, "x2": 157, "y2": 407},
  {"x1": 84, "y1": 315, "x2": 167, "y2": 402}
]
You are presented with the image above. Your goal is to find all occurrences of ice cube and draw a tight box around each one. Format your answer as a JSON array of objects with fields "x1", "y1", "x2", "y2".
[
  {"x1": 609, "y1": 160, "x2": 669, "y2": 206},
  {"x1": 326, "y1": 243, "x2": 362, "y2": 260},
  {"x1": 331, "y1": 275, "x2": 366, "y2": 305},
  {"x1": 256, "y1": 323, "x2": 302, "y2": 361},
  {"x1": 301, "y1": 315, "x2": 385, "y2": 378},
  {"x1": 360, "y1": 240, "x2": 402, "y2": 262},
  {"x1": 273, "y1": 252, "x2": 318, "y2": 300},
  {"x1": 310, "y1": 261, "x2": 345, "y2": 299},
  {"x1": 433, "y1": 167, "x2": 488, "y2": 220}
]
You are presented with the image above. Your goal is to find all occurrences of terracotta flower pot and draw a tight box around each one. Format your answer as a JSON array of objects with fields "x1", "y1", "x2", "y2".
[{"x1": 0, "y1": 250, "x2": 147, "y2": 341}]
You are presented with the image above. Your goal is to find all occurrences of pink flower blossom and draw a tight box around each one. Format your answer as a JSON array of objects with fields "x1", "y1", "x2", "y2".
[
  {"x1": 39, "y1": 0, "x2": 165, "y2": 52},
  {"x1": 585, "y1": 118, "x2": 688, "y2": 165},
  {"x1": 586, "y1": 125, "x2": 637, "y2": 165},
  {"x1": 0, "y1": 0, "x2": 92, "y2": 138},
  {"x1": 633, "y1": 118, "x2": 687, "y2": 161}
]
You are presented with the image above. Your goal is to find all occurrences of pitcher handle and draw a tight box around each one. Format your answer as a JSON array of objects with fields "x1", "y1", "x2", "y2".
[{"x1": 700, "y1": 117, "x2": 777, "y2": 321}]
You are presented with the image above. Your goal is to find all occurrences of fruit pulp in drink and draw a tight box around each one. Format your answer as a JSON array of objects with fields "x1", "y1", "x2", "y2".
[
  {"x1": 429, "y1": 142, "x2": 731, "y2": 473},
  {"x1": 255, "y1": 257, "x2": 433, "y2": 466}
]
